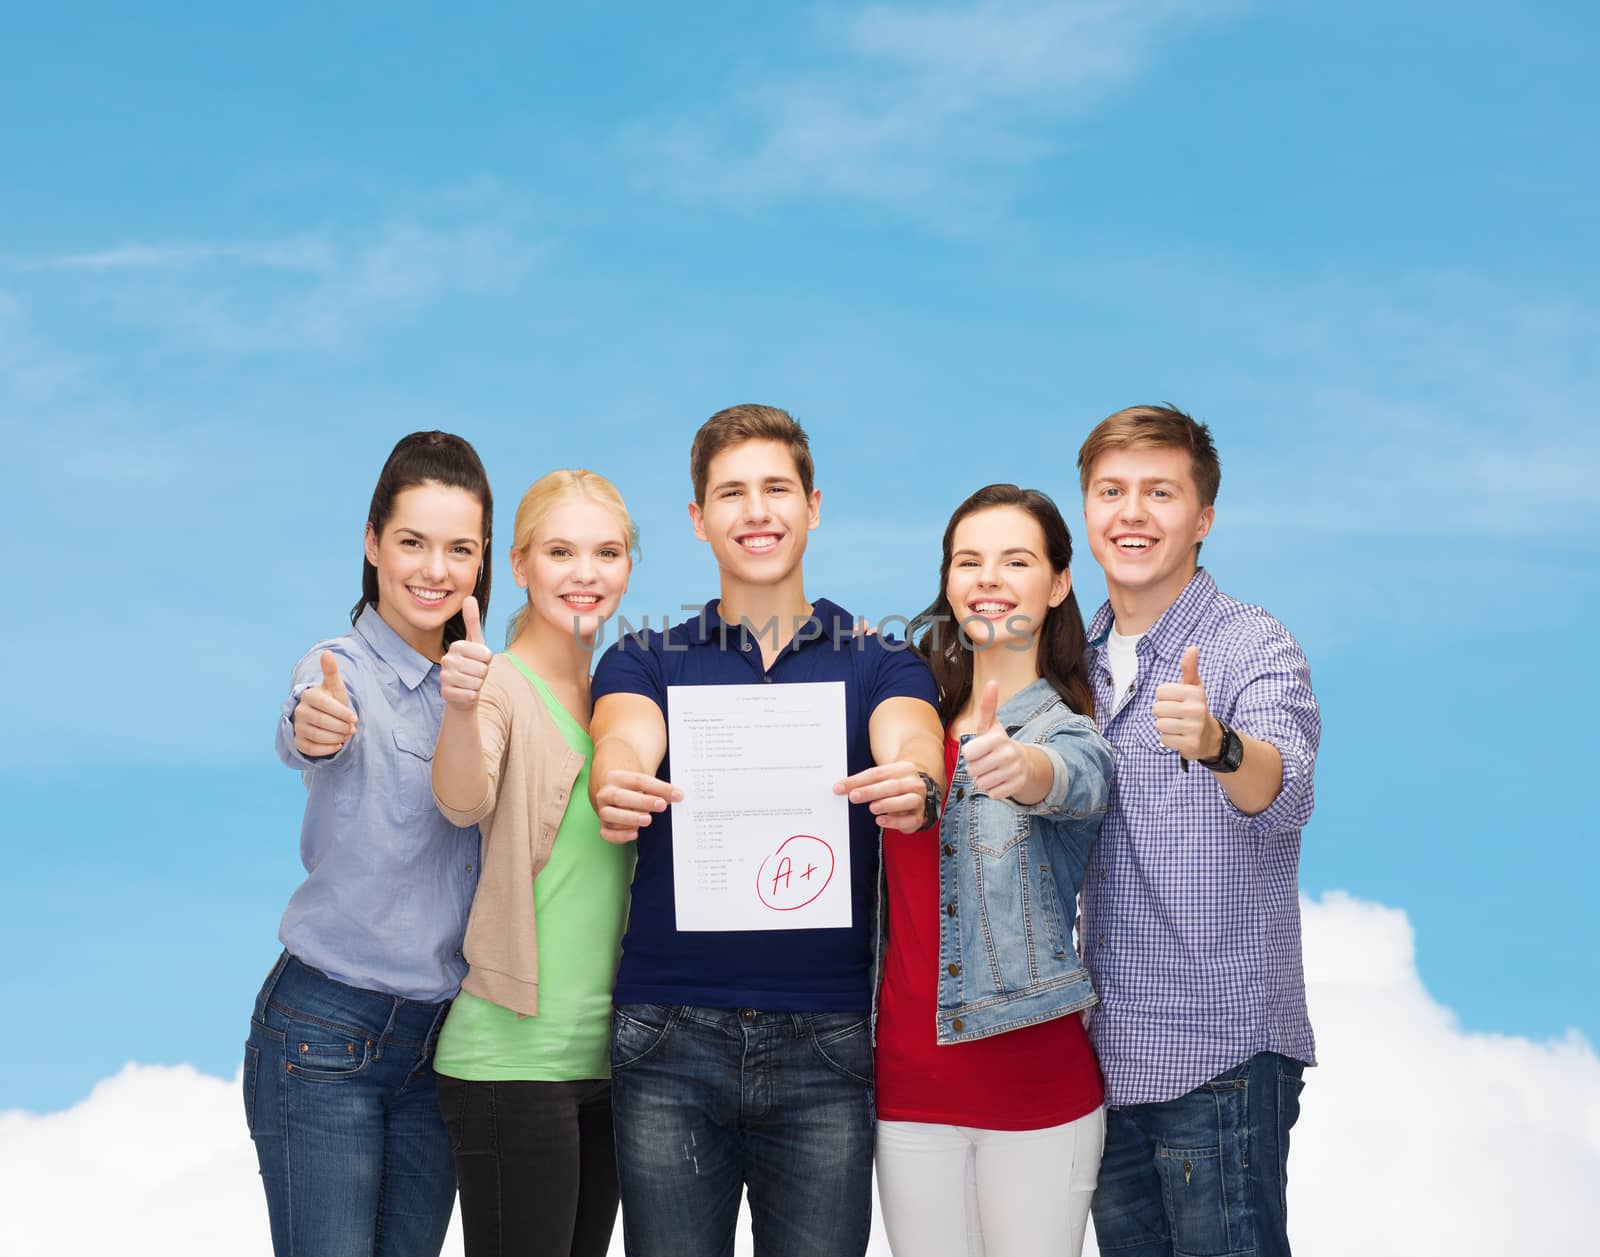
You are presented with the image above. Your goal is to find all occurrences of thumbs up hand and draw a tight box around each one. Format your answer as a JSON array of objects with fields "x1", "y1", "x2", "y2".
[
  {"x1": 293, "y1": 650, "x2": 359, "y2": 757},
  {"x1": 1153, "y1": 645, "x2": 1222, "y2": 765},
  {"x1": 440, "y1": 596, "x2": 494, "y2": 708},
  {"x1": 961, "y1": 680, "x2": 1029, "y2": 801}
]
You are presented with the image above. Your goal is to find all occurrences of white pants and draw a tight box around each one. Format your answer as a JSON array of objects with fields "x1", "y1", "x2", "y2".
[{"x1": 875, "y1": 1109, "x2": 1105, "y2": 1257}]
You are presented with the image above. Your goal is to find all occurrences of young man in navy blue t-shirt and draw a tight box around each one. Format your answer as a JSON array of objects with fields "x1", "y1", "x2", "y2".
[{"x1": 590, "y1": 404, "x2": 944, "y2": 1257}]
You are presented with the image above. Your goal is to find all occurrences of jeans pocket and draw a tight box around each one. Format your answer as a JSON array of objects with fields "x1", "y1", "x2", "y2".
[
  {"x1": 242, "y1": 1042, "x2": 260, "y2": 1132},
  {"x1": 1155, "y1": 1082, "x2": 1250, "y2": 1256},
  {"x1": 966, "y1": 798, "x2": 1030, "y2": 858},
  {"x1": 436, "y1": 1074, "x2": 486, "y2": 1156},
  {"x1": 610, "y1": 1003, "x2": 677, "y2": 1072},
  {"x1": 808, "y1": 1014, "x2": 874, "y2": 1087},
  {"x1": 1278, "y1": 1062, "x2": 1305, "y2": 1132},
  {"x1": 283, "y1": 1019, "x2": 373, "y2": 1082}
]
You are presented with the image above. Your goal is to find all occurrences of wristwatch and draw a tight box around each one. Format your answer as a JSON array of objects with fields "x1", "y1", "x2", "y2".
[
  {"x1": 1199, "y1": 717, "x2": 1244, "y2": 774},
  {"x1": 916, "y1": 771, "x2": 943, "y2": 830}
]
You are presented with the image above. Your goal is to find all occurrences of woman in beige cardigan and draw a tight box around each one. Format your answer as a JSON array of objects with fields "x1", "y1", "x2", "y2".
[{"x1": 428, "y1": 469, "x2": 639, "y2": 1257}]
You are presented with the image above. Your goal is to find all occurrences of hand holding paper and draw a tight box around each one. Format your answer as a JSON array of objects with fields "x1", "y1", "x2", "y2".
[{"x1": 596, "y1": 769, "x2": 682, "y2": 844}]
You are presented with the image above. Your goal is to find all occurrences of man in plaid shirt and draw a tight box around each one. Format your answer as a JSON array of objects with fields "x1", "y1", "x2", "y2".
[{"x1": 1077, "y1": 405, "x2": 1321, "y2": 1257}]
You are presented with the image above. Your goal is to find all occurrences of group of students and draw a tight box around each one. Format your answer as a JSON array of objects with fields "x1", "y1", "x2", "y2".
[{"x1": 242, "y1": 402, "x2": 1322, "y2": 1257}]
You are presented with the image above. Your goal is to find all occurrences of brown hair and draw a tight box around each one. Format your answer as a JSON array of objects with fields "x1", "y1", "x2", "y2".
[
  {"x1": 352, "y1": 431, "x2": 493, "y2": 649},
  {"x1": 689, "y1": 404, "x2": 815, "y2": 504},
  {"x1": 913, "y1": 484, "x2": 1095, "y2": 724},
  {"x1": 1076, "y1": 403, "x2": 1222, "y2": 506}
]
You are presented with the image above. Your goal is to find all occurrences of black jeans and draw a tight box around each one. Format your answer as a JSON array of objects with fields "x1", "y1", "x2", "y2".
[{"x1": 436, "y1": 1075, "x2": 619, "y2": 1257}]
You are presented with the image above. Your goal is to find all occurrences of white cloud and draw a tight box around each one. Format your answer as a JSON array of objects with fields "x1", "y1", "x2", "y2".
[
  {"x1": 0, "y1": 292, "x2": 84, "y2": 403},
  {"x1": 3, "y1": 892, "x2": 1594, "y2": 1256},
  {"x1": 1290, "y1": 892, "x2": 1596, "y2": 1254},
  {"x1": 34, "y1": 238, "x2": 336, "y2": 273},
  {"x1": 3, "y1": 218, "x2": 542, "y2": 355},
  {"x1": 625, "y1": 0, "x2": 1233, "y2": 223},
  {"x1": 1054, "y1": 258, "x2": 1600, "y2": 538}
]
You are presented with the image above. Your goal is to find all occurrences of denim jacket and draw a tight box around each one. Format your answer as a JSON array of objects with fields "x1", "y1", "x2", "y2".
[{"x1": 878, "y1": 676, "x2": 1114, "y2": 1045}]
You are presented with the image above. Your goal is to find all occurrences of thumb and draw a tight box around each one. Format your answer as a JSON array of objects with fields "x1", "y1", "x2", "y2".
[
  {"x1": 319, "y1": 651, "x2": 349, "y2": 702},
  {"x1": 977, "y1": 679, "x2": 1000, "y2": 731},
  {"x1": 1181, "y1": 645, "x2": 1201, "y2": 688},
  {"x1": 463, "y1": 595, "x2": 485, "y2": 646}
]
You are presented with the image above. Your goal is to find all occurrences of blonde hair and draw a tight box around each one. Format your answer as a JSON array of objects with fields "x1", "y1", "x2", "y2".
[{"x1": 505, "y1": 469, "x2": 639, "y2": 643}]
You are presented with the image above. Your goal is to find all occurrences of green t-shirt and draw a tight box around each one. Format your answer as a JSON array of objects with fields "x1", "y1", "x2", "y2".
[{"x1": 434, "y1": 657, "x2": 634, "y2": 1081}]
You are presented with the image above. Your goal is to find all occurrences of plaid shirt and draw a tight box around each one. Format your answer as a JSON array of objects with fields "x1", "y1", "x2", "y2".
[{"x1": 1081, "y1": 570, "x2": 1320, "y2": 1106}]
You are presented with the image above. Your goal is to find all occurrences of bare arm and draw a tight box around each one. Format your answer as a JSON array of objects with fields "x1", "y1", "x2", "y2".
[
  {"x1": 1154, "y1": 643, "x2": 1292, "y2": 818},
  {"x1": 834, "y1": 696, "x2": 946, "y2": 834},
  {"x1": 432, "y1": 701, "x2": 492, "y2": 819},
  {"x1": 430, "y1": 597, "x2": 495, "y2": 820},
  {"x1": 1211, "y1": 729, "x2": 1283, "y2": 817},
  {"x1": 590, "y1": 692, "x2": 680, "y2": 844}
]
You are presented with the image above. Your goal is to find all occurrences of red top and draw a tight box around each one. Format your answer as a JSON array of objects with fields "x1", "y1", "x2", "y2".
[{"x1": 875, "y1": 736, "x2": 1104, "y2": 1129}]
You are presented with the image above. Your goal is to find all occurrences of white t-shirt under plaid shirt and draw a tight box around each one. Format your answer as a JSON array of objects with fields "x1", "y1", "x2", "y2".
[{"x1": 1082, "y1": 569, "x2": 1322, "y2": 1106}]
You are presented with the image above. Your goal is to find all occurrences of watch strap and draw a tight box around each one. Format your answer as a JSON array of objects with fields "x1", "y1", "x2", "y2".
[
  {"x1": 1199, "y1": 716, "x2": 1243, "y2": 773},
  {"x1": 916, "y1": 770, "x2": 943, "y2": 830}
]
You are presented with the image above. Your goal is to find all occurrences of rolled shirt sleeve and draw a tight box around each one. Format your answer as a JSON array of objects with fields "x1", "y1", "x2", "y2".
[
  {"x1": 1009, "y1": 719, "x2": 1115, "y2": 821},
  {"x1": 1215, "y1": 614, "x2": 1321, "y2": 837}
]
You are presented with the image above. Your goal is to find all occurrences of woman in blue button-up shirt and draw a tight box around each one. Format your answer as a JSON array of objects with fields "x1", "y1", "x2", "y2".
[{"x1": 242, "y1": 431, "x2": 493, "y2": 1257}]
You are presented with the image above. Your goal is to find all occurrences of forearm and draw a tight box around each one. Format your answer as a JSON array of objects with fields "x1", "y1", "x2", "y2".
[
  {"x1": 589, "y1": 734, "x2": 645, "y2": 808},
  {"x1": 432, "y1": 704, "x2": 490, "y2": 814},
  {"x1": 1008, "y1": 744, "x2": 1055, "y2": 808},
  {"x1": 1215, "y1": 730, "x2": 1283, "y2": 816},
  {"x1": 891, "y1": 725, "x2": 946, "y2": 792}
]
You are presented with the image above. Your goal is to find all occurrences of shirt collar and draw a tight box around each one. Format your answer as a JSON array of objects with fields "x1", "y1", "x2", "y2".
[
  {"x1": 1087, "y1": 568, "x2": 1218, "y2": 664},
  {"x1": 354, "y1": 604, "x2": 438, "y2": 691},
  {"x1": 685, "y1": 596, "x2": 856, "y2": 650},
  {"x1": 996, "y1": 676, "x2": 1061, "y2": 726}
]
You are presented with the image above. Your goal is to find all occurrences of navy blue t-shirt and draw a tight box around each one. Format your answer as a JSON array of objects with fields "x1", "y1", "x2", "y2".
[{"x1": 591, "y1": 597, "x2": 939, "y2": 1011}]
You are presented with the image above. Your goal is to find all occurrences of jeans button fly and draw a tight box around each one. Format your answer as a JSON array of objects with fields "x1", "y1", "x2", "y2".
[{"x1": 739, "y1": 1008, "x2": 757, "y2": 1022}]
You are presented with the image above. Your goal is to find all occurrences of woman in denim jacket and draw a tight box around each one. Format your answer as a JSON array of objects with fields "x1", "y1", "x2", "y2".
[{"x1": 875, "y1": 484, "x2": 1115, "y2": 1257}]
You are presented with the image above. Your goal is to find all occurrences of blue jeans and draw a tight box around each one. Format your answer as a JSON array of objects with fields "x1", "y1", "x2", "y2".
[
  {"x1": 609, "y1": 1004, "x2": 875, "y2": 1257},
  {"x1": 243, "y1": 953, "x2": 457, "y2": 1257},
  {"x1": 1092, "y1": 1052, "x2": 1306, "y2": 1257}
]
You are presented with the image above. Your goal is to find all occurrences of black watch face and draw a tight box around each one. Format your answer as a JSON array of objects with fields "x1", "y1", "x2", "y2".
[{"x1": 1220, "y1": 727, "x2": 1244, "y2": 771}]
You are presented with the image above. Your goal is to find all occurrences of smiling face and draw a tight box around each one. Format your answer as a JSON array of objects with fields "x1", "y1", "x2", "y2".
[
  {"x1": 687, "y1": 438, "x2": 820, "y2": 589},
  {"x1": 511, "y1": 494, "x2": 633, "y2": 645},
  {"x1": 946, "y1": 505, "x2": 1070, "y2": 652},
  {"x1": 364, "y1": 481, "x2": 486, "y2": 658},
  {"x1": 1082, "y1": 445, "x2": 1214, "y2": 615}
]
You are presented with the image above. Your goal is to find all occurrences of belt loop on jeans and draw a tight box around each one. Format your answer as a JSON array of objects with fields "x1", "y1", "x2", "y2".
[
  {"x1": 789, "y1": 1012, "x2": 807, "y2": 1038},
  {"x1": 423, "y1": 999, "x2": 449, "y2": 1059},
  {"x1": 255, "y1": 951, "x2": 292, "y2": 1016},
  {"x1": 372, "y1": 995, "x2": 403, "y2": 1060}
]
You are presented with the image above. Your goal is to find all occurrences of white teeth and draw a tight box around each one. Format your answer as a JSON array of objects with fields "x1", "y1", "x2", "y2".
[
  {"x1": 408, "y1": 587, "x2": 448, "y2": 601},
  {"x1": 972, "y1": 602, "x2": 1012, "y2": 614},
  {"x1": 742, "y1": 536, "x2": 778, "y2": 551},
  {"x1": 1117, "y1": 539, "x2": 1152, "y2": 549},
  {"x1": 563, "y1": 595, "x2": 600, "y2": 605}
]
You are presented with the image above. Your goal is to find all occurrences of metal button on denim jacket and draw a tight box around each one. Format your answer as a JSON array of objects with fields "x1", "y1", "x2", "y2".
[{"x1": 931, "y1": 677, "x2": 1114, "y2": 1044}]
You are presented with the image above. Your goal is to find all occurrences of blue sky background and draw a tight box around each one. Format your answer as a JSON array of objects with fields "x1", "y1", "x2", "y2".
[{"x1": 3, "y1": 1, "x2": 1595, "y2": 1112}]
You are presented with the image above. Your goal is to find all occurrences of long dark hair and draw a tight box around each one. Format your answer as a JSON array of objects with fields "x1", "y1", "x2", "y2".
[
  {"x1": 352, "y1": 431, "x2": 493, "y2": 649},
  {"x1": 913, "y1": 484, "x2": 1095, "y2": 724}
]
